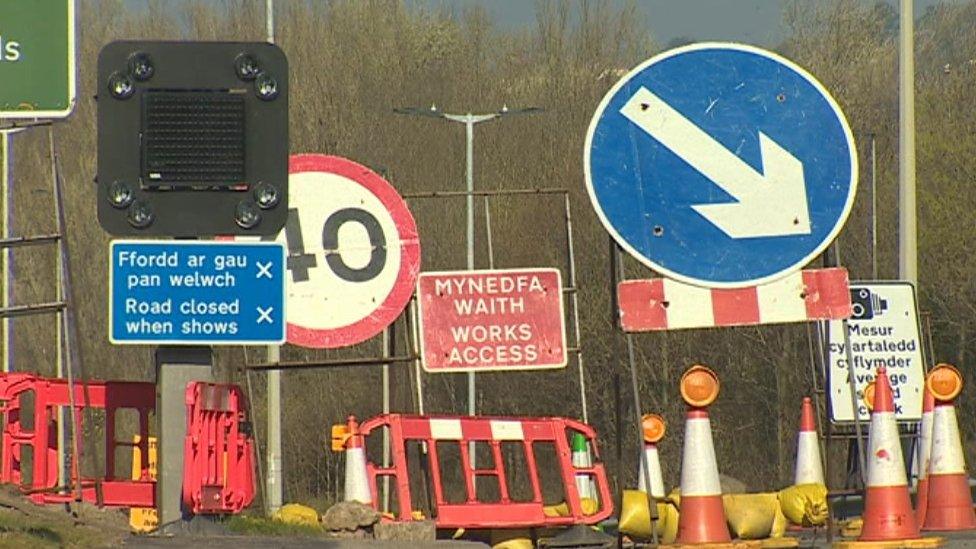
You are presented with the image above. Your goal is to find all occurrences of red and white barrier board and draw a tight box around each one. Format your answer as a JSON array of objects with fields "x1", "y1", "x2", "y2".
[
  {"x1": 618, "y1": 267, "x2": 851, "y2": 331},
  {"x1": 417, "y1": 269, "x2": 567, "y2": 372}
]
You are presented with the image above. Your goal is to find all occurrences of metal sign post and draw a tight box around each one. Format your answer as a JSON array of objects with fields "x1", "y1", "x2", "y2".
[
  {"x1": 610, "y1": 240, "x2": 659, "y2": 543},
  {"x1": 1, "y1": 130, "x2": 10, "y2": 373},
  {"x1": 266, "y1": 346, "x2": 281, "y2": 515},
  {"x1": 263, "y1": 1, "x2": 283, "y2": 515},
  {"x1": 898, "y1": 0, "x2": 917, "y2": 287},
  {"x1": 393, "y1": 105, "x2": 541, "y2": 434}
]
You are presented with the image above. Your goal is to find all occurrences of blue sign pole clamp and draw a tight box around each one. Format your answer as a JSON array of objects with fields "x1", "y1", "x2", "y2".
[
  {"x1": 585, "y1": 42, "x2": 857, "y2": 288},
  {"x1": 110, "y1": 240, "x2": 286, "y2": 345}
]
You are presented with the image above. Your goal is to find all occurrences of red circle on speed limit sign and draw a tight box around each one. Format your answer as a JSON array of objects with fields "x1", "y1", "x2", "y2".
[{"x1": 281, "y1": 154, "x2": 420, "y2": 348}]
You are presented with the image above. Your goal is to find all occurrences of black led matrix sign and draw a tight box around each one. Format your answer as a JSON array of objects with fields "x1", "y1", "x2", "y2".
[{"x1": 97, "y1": 41, "x2": 288, "y2": 236}]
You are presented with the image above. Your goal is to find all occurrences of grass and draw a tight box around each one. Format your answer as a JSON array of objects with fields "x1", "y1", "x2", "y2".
[
  {"x1": 225, "y1": 514, "x2": 326, "y2": 538},
  {"x1": 0, "y1": 507, "x2": 114, "y2": 548}
]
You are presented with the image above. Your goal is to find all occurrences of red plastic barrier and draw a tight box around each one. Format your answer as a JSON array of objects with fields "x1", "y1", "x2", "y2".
[
  {"x1": 182, "y1": 382, "x2": 256, "y2": 514},
  {"x1": 0, "y1": 373, "x2": 257, "y2": 516},
  {"x1": 0, "y1": 373, "x2": 156, "y2": 506},
  {"x1": 358, "y1": 414, "x2": 614, "y2": 529},
  {"x1": 0, "y1": 373, "x2": 58, "y2": 492}
]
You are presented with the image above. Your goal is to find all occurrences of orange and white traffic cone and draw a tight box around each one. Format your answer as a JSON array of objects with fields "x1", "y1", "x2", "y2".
[
  {"x1": 331, "y1": 415, "x2": 372, "y2": 504},
  {"x1": 922, "y1": 364, "x2": 976, "y2": 531},
  {"x1": 858, "y1": 366, "x2": 919, "y2": 542},
  {"x1": 914, "y1": 388, "x2": 935, "y2": 527},
  {"x1": 638, "y1": 413, "x2": 666, "y2": 498},
  {"x1": 675, "y1": 365, "x2": 730, "y2": 545},
  {"x1": 794, "y1": 396, "x2": 825, "y2": 485}
]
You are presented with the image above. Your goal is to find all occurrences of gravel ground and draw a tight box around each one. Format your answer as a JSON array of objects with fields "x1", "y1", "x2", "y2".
[{"x1": 125, "y1": 537, "x2": 489, "y2": 548}]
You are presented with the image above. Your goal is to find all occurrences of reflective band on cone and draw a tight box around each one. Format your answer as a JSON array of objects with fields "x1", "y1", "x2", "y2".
[
  {"x1": 638, "y1": 442, "x2": 666, "y2": 498},
  {"x1": 795, "y1": 396, "x2": 825, "y2": 485},
  {"x1": 571, "y1": 432, "x2": 596, "y2": 500},
  {"x1": 677, "y1": 408, "x2": 729, "y2": 544},
  {"x1": 915, "y1": 389, "x2": 935, "y2": 526},
  {"x1": 342, "y1": 416, "x2": 372, "y2": 504},
  {"x1": 922, "y1": 402, "x2": 976, "y2": 531},
  {"x1": 859, "y1": 366, "x2": 920, "y2": 541}
]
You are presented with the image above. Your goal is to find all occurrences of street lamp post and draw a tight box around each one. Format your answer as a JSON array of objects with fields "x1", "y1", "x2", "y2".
[
  {"x1": 394, "y1": 104, "x2": 541, "y2": 474},
  {"x1": 898, "y1": 0, "x2": 917, "y2": 286}
]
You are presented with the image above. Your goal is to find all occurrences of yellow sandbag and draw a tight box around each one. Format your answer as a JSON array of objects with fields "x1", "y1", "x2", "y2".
[
  {"x1": 668, "y1": 487, "x2": 681, "y2": 507},
  {"x1": 778, "y1": 484, "x2": 828, "y2": 526},
  {"x1": 723, "y1": 493, "x2": 778, "y2": 540},
  {"x1": 770, "y1": 498, "x2": 788, "y2": 538},
  {"x1": 659, "y1": 487, "x2": 681, "y2": 544},
  {"x1": 618, "y1": 490, "x2": 668, "y2": 540},
  {"x1": 272, "y1": 503, "x2": 320, "y2": 527},
  {"x1": 492, "y1": 540, "x2": 533, "y2": 549},
  {"x1": 491, "y1": 529, "x2": 534, "y2": 549},
  {"x1": 542, "y1": 497, "x2": 599, "y2": 517},
  {"x1": 840, "y1": 517, "x2": 863, "y2": 538}
]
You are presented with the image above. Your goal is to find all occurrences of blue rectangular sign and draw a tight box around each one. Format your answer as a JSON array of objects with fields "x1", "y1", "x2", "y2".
[{"x1": 110, "y1": 240, "x2": 286, "y2": 345}]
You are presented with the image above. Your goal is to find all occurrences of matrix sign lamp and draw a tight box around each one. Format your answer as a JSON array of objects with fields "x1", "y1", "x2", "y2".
[{"x1": 96, "y1": 41, "x2": 288, "y2": 236}]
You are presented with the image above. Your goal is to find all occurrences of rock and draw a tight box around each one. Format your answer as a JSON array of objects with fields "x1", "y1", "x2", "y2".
[
  {"x1": 373, "y1": 519, "x2": 436, "y2": 542},
  {"x1": 321, "y1": 501, "x2": 380, "y2": 532}
]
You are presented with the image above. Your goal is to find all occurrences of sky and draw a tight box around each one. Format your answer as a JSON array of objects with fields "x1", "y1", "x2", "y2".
[{"x1": 422, "y1": 0, "x2": 961, "y2": 47}]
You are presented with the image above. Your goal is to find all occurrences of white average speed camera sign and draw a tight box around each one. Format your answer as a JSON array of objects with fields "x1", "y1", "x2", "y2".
[
  {"x1": 275, "y1": 154, "x2": 421, "y2": 348},
  {"x1": 827, "y1": 282, "x2": 925, "y2": 422}
]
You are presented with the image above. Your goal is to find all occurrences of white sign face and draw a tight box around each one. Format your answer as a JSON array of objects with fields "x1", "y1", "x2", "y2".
[
  {"x1": 270, "y1": 155, "x2": 420, "y2": 349},
  {"x1": 827, "y1": 282, "x2": 925, "y2": 422}
]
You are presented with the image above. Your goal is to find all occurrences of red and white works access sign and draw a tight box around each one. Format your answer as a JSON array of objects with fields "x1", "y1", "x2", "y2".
[{"x1": 417, "y1": 269, "x2": 568, "y2": 372}]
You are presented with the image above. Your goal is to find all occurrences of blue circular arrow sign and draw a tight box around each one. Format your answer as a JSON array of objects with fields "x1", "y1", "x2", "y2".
[{"x1": 585, "y1": 43, "x2": 857, "y2": 288}]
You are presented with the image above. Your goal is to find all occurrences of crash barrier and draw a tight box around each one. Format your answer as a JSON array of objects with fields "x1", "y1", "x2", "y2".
[
  {"x1": 0, "y1": 373, "x2": 256, "y2": 515},
  {"x1": 182, "y1": 381, "x2": 256, "y2": 514},
  {"x1": 0, "y1": 372, "x2": 156, "y2": 506},
  {"x1": 354, "y1": 413, "x2": 613, "y2": 529}
]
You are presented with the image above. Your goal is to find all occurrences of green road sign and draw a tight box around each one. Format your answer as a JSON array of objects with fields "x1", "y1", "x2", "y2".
[{"x1": 0, "y1": 0, "x2": 76, "y2": 119}]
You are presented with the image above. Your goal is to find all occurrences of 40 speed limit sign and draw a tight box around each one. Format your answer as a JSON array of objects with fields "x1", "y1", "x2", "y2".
[{"x1": 276, "y1": 154, "x2": 421, "y2": 348}]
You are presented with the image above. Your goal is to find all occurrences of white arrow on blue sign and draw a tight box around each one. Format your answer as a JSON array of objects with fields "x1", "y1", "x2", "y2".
[
  {"x1": 585, "y1": 42, "x2": 857, "y2": 288},
  {"x1": 110, "y1": 240, "x2": 286, "y2": 345}
]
